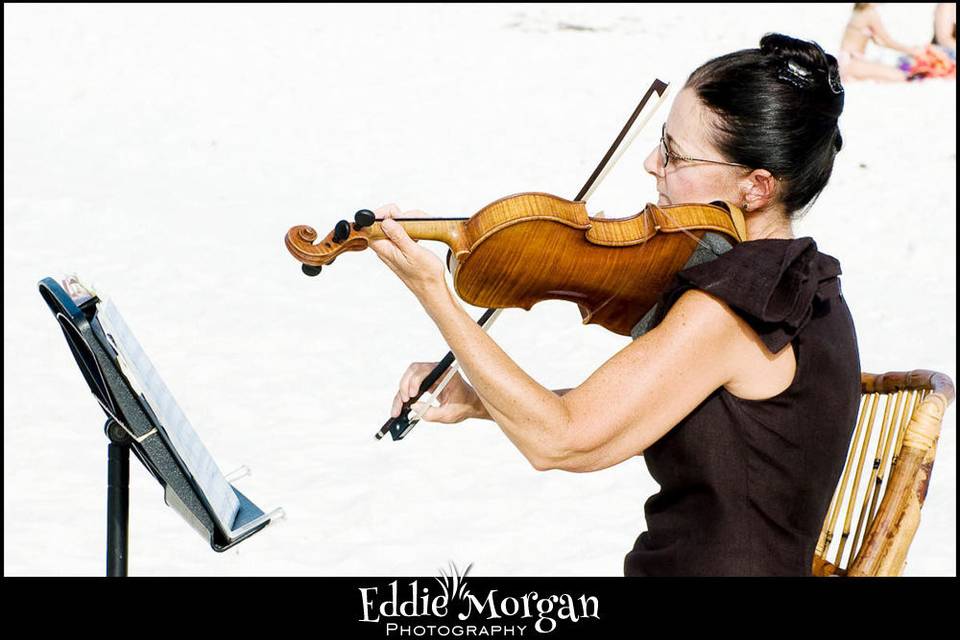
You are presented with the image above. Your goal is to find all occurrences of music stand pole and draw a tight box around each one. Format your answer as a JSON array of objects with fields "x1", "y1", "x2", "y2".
[{"x1": 105, "y1": 419, "x2": 130, "y2": 577}]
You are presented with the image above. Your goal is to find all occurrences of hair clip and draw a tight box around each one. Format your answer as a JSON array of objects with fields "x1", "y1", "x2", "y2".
[
  {"x1": 826, "y1": 67, "x2": 844, "y2": 95},
  {"x1": 777, "y1": 59, "x2": 816, "y2": 90}
]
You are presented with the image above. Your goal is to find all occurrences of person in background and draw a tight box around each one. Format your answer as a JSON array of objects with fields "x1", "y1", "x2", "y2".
[
  {"x1": 932, "y1": 2, "x2": 956, "y2": 59},
  {"x1": 838, "y1": 3, "x2": 926, "y2": 81},
  {"x1": 896, "y1": 3, "x2": 956, "y2": 80}
]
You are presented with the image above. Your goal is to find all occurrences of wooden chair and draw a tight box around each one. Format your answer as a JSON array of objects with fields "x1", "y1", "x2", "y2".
[{"x1": 813, "y1": 370, "x2": 955, "y2": 576}]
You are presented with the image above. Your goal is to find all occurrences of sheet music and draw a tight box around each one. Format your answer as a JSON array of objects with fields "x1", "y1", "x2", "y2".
[{"x1": 95, "y1": 298, "x2": 241, "y2": 534}]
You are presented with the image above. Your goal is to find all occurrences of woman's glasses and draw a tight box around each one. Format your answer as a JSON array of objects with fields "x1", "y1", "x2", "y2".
[{"x1": 659, "y1": 124, "x2": 751, "y2": 170}]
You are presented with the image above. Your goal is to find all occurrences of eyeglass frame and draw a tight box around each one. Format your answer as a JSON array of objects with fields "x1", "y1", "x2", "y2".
[{"x1": 659, "y1": 123, "x2": 752, "y2": 171}]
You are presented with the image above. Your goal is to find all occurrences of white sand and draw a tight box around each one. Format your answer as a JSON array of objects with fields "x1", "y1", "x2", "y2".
[{"x1": 4, "y1": 3, "x2": 955, "y2": 576}]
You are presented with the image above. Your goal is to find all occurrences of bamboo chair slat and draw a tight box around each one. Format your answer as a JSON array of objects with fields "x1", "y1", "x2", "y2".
[
  {"x1": 849, "y1": 391, "x2": 900, "y2": 558},
  {"x1": 864, "y1": 390, "x2": 909, "y2": 534},
  {"x1": 812, "y1": 370, "x2": 954, "y2": 576},
  {"x1": 835, "y1": 391, "x2": 880, "y2": 566},
  {"x1": 815, "y1": 394, "x2": 868, "y2": 569}
]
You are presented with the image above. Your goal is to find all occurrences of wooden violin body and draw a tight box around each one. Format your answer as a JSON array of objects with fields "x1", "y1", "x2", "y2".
[{"x1": 285, "y1": 192, "x2": 747, "y2": 336}]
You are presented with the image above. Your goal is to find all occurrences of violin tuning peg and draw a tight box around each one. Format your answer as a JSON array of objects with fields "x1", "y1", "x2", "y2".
[
  {"x1": 353, "y1": 209, "x2": 376, "y2": 230},
  {"x1": 301, "y1": 264, "x2": 322, "y2": 277},
  {"x1": 332, "y1": 219, "x2": 351, "y2": 244}
]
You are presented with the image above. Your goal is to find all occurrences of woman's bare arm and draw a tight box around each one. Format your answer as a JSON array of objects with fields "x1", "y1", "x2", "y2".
[
  {"x1": 934, "y1": 3, "x2": 956, "y2": 49},
  {"x1": 460, "y1": 291, "x2": 766, "y2": 471},
  {"x1": 470, "y1": 388, "x2": 573, "y2": 421},
  {"x1": 545, "y1": 289, "x2": 795, "y2": 473},
  {"x1": 419, "y1": 270, "x2": 791, "y2": 473}
]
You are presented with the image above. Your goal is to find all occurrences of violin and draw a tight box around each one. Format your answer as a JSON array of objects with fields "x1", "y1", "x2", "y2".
[
  {"x1": 285, "y1": 193, "x2": 746, "y2": 336},
  {"x1": 284, "y1": 79, "x2": 744, "y2": 441}
]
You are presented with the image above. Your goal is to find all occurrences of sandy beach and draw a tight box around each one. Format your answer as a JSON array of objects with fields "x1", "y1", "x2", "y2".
[{"x1": 4, "y1": 3, "x2": 955, "y2": 576}]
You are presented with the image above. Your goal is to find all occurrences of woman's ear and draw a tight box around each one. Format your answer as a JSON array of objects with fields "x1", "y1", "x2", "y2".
[{"x1": 741, "y1": 169, "x2": 780, "y2": 212}]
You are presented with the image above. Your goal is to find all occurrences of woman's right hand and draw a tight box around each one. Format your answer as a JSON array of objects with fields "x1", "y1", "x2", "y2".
[{"x1": 391, "y1": 362, "x2": 485, "y2": 424}]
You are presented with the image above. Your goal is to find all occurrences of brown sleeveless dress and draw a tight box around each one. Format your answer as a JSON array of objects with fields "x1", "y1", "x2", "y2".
[{"x1": 623, "y1": 237, "x2": 861, "y2": 576}]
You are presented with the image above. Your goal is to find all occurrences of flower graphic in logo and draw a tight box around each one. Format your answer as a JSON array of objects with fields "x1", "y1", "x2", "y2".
[{"x1": 435, "y1": 561, "x2": 472, "y2": 606}]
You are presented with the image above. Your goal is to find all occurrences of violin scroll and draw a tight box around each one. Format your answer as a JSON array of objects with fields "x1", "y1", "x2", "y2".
[{"x1": 285, "y1": 209, "x2": 379, "y2": 276}]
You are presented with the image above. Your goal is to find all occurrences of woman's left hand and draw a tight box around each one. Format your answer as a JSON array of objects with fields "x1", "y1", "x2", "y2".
[{"x1": 368, "y1": 203, "x2": 448, "y2": 302}]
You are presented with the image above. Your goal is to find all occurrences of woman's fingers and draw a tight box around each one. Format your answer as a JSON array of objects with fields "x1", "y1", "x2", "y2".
[
  {"x1": 390, "y1": 363, "x2": 466, "y2": 424},
  {"x1": 397, "y1": 365, "x2": 416, "y2": 403},
  {"x1": 411, "y1": 394, "x2": 447, "y2": 420},
  {"x1": 376, "y1": 203, "x2": 401, "y2": 218},
  {"x1": 392, "y1": 391, "x2": 426, "y2": 419},
  {"x1": 391, "y1": 392, "x2": 401, "y2": 417},
  {"x1": 399, "y1": 362, "x2": 431, "y2": 401},
  {"x1": 398, "y1": 362, "x2": 439, "y2": 405},
  {"x1": 398, "y1": 363, "x2": 421, "y2": 402},
  {"x1": 391, "y1": 362, "x2": 451, "y2": 420},
  {"x1": 407, "y1": 363, "x2": 433, "y2": 400},
  {"x1": 391, "y1": 390, "x2": 442, "y2": 419}
]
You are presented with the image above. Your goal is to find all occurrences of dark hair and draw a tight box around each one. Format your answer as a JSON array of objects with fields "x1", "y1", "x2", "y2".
[{"x1": 685, "y1": 33, "x2": 845, "y2": 218}]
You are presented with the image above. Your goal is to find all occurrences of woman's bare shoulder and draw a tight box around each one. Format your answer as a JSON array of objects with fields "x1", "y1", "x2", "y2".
[{"x1": 663, "y1": 289, "x2": 797, "y2": 401}]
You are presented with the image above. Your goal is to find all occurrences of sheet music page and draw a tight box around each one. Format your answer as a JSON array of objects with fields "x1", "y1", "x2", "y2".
[{"x1": 95, "y1": 298, "x2": 241, "y2": 534}]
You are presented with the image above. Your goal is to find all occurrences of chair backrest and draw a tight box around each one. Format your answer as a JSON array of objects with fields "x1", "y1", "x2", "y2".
[{"x1": 813, "y1": 370, "x2": 955, "y2": 576}]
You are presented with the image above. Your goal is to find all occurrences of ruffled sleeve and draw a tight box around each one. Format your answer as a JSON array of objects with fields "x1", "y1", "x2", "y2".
[{"x1": 652, "y1": 238, "x2": 843, "y2": 353}]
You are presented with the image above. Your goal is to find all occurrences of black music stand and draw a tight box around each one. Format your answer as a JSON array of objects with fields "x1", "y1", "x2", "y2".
[{"x1": 39, "y1": 276, "x2": 283, "y2": 576}]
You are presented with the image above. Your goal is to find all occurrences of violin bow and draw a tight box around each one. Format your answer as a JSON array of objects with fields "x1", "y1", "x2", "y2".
[{"x1": 376, "y1": 78, "x2": 672, "y2": 441}]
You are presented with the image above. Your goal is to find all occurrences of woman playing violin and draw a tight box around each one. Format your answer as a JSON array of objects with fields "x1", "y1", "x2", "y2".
[{"x1": 368, "y1": 33, "x2": 860, "y2": 576}]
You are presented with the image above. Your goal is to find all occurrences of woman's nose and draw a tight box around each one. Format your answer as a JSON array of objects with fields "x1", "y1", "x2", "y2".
[{"x1": 643, "y1": 144, "x2": 663, "y2": 178}]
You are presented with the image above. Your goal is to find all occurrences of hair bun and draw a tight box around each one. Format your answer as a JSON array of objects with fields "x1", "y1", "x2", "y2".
[{"x1": 760, "y1": 33, "x2": 844, "y2": 97}]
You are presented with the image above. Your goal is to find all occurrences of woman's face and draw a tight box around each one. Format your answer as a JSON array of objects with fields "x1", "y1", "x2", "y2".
[{"x1": 643, "y1": 87, "x2": 747, "y2": 208}]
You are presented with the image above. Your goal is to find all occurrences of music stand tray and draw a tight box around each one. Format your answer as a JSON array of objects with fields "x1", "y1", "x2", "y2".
[{"x1": 39, "y1": 276, "x2": 283, "y2": 574}]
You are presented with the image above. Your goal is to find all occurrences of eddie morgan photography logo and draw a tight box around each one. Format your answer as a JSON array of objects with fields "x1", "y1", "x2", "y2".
[{"x1": 358, "y1": 562, "x2": 600, "y2": 637}]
